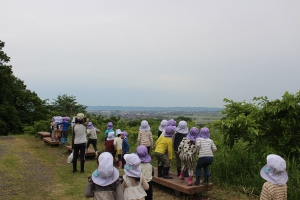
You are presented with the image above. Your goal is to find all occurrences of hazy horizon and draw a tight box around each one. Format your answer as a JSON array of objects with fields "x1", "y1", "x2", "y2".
[{"x1": 1, "y1": 1, "x2": 299, "y2": 107}]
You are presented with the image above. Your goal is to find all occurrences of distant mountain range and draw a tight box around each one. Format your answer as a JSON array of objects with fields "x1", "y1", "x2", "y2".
[{"x1": 87, "y1": 106, "x2": 223, "y2": 112}]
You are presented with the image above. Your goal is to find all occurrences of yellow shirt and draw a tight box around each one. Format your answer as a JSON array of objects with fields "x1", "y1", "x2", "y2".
[{"x1": 155, "y1": 135, "x2": 173, "y2": 160}]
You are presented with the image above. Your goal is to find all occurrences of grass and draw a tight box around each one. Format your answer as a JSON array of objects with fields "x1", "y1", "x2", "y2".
[{"x1": 0, "y1": 134, "x2": 260, "y2": 200}]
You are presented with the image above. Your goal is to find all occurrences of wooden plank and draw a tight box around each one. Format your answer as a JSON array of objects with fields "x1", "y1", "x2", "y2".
[
  {"x1": 65, "y1": 145, "x2": 96, "y2": 157},
  {"x1": 43, "y1": 137, "x2": 60, "y2": 145},
  {"x1": 152, "y1": 168, "x2": 213, "y2": 195},
  {"x1": 38, "y1": 131, "x2": 51, "y2": 139}
]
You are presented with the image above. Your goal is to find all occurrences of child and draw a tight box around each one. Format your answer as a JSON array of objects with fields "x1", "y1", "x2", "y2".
[
  {"x1": 158, "y1": 119, "x2": 177, "y2": 138},
  {"x1": 157, "y1": 119, "x2": 167, "y2": 138},
  {"x1": 122, "y1": 131, "x2": 130, "y2": 169},
  {"x1": 86, "y1": 122, "x2": 100, "y2": 157},
  {"x1": 260, "y1": 154, "x2": 288, "y2": 200},
  {"x1": 177, "y1": 127, "x2": 199, "y2": 186},
  {"x1": 154, "y1": 126, "x2": 176, "y2": 179},
  {"x1": 50, "y1": 116, "x2": 60, "y2": 141},
  {"x1": 173, "y1": 120, "x2": 189, "y2": 176},
  {"x1": 115, "y1": 129, "x2": 122, "y2": 137},
  {"x1": 195, "y1": 127, "x2": 217, "y2": 185},
  {"x1": 105, "y1": 132, "x2": 116, "y2": 158},
  {"x1": 56, "y1": 116, "x2": 71, "y2": 144},
  {"x1": 136, "y1": 145, "x2": 153, "y2": 200},
  {"x1": 104, "y1": 122, "x2": 114, "y2": 141},
  {"x1": 138, "y1": 120, "x2": 153, "y2": 153},
  {"x1": 85, "y1": 152, "x2": 124, "y2": 200},
  {"x1": 122, "y1": 153, "x2": 149, "y2": 200},
  {"x1": 113, "y1": 131, "x2": 123, "y2": 169}
]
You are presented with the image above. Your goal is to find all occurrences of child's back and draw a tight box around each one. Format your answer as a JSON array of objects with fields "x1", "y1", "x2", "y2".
[
  {"x1": 123, "y1": 153, "x2": 149, "y2": 200},
  {"x1": 122, "y1": 175, "x2": 148, "y2": 200}
]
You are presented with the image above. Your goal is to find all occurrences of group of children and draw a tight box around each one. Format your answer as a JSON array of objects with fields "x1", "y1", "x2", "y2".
[
  {"x1": 85, "y1": 145, "x2": 153, "y2": 200},
  {"x1": 50, "y1": 116, "x2": 71, "y2": 143},
  {"x1": 154, "y1": 119, "x2": 217, "y2": 186},
  {"x1": 85, "y1": 119, "x2": 288, "y2": 200},
  {"x1": 103, "y1": 123, "x2": 130, "y2": 169}
]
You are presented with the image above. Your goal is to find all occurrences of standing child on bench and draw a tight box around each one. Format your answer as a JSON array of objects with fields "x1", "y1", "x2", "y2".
[
  {"x1": 177, "y1": 127, "x2": 199, "y2": 186},
  {"x1": 56, "y1": 116, "x2": 71, "y2": 144},
  {"x1": 195, "y1": 127, "x2": 217, "y2": 186},
  {"x1": 154, "y1": 126, "x2": 176, "y2": 179}
]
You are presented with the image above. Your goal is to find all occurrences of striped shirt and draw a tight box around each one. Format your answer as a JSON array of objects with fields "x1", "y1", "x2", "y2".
[
  {"x1": 260, "y1": 181, "x2": 287, "y2": 200},
  {"x1": 196, "y1": 138, "x2": 217, "y2": 158}
]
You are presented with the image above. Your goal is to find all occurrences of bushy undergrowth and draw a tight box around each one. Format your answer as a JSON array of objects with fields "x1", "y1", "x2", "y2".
[
  {"x1": 209, "y1": 127, "x2": 300, "y2": 199},
  {"x1": 23, "y1": 120, "x2": 51, "y2": 137}
]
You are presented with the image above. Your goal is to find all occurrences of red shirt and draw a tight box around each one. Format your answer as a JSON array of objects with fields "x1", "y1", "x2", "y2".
[{"x1": 105, "y1": 140, "x2": 115, "y2": 152}]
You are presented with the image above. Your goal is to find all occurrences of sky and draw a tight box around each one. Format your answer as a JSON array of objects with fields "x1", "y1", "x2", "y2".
[{"x1": 1, "y1": 1, "x2": 299, "y2": 108}]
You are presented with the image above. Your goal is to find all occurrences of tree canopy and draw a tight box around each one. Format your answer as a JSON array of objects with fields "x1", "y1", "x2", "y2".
[
  {"x1": 50, "y1": 94, "x2": 87, "y2": 117},
  {"x1": 0, "y1": 40, "x2": 50, "y2": 135}
]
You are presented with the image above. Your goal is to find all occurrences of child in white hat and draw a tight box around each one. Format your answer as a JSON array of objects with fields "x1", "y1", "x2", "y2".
[
  {"x1": 260, "y1": 154, "x2": 288, "y2": 200},
  {"x1": 122, "y1": 153, "x2": 149, "y2": 200},
  {"x1": 85, "y1": 152, "x2": 124, "y2": 200}
]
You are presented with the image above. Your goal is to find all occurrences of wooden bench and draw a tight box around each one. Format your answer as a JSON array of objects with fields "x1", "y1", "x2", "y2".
[
  {"x1": 152, "y1": 167, "x2": 213, "y2": 197},
  {"x1": 65, "y1": 145, "x2": 96, "y2": 157},
  {"x1": 37, "y1": 131, "x2": 51, "y2": 139},
  {"x1": 43, "y1": 137, "x2": 61, "y2": 146}
]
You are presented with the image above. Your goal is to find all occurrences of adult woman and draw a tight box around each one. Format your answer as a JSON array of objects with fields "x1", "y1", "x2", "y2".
[{"x1": 72, "y1": 113, "x2": 88, "y2": 173}]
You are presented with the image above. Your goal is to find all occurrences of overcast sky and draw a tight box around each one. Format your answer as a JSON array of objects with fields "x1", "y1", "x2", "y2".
[{"x1": 1, "y1": 1, "x2": 299, "y2": 108}]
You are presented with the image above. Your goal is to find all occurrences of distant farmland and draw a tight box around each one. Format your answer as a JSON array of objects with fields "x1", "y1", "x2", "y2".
[{"x1": 165, "y1": 113, "x2": 226, "y2": 125}]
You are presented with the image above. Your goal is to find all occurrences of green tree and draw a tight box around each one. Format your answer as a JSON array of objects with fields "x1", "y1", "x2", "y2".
[
  {"x1": 0, "y1": 40, "x2": 50, "y2": 135},
  {"x1": 213, "y1": 91, "x2": 300, "y2": 157},
  {"x1": 50, "y1": 94, "x2": 87, "y2": 117}
]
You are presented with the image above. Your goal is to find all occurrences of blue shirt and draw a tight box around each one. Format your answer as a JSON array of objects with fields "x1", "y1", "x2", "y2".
[
  {"x1": 122, "y1": 139, "x2": 130, "y2": 155},
  {"x1": 56, "y1": 121, "x2": 71, "y2": 131}
]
